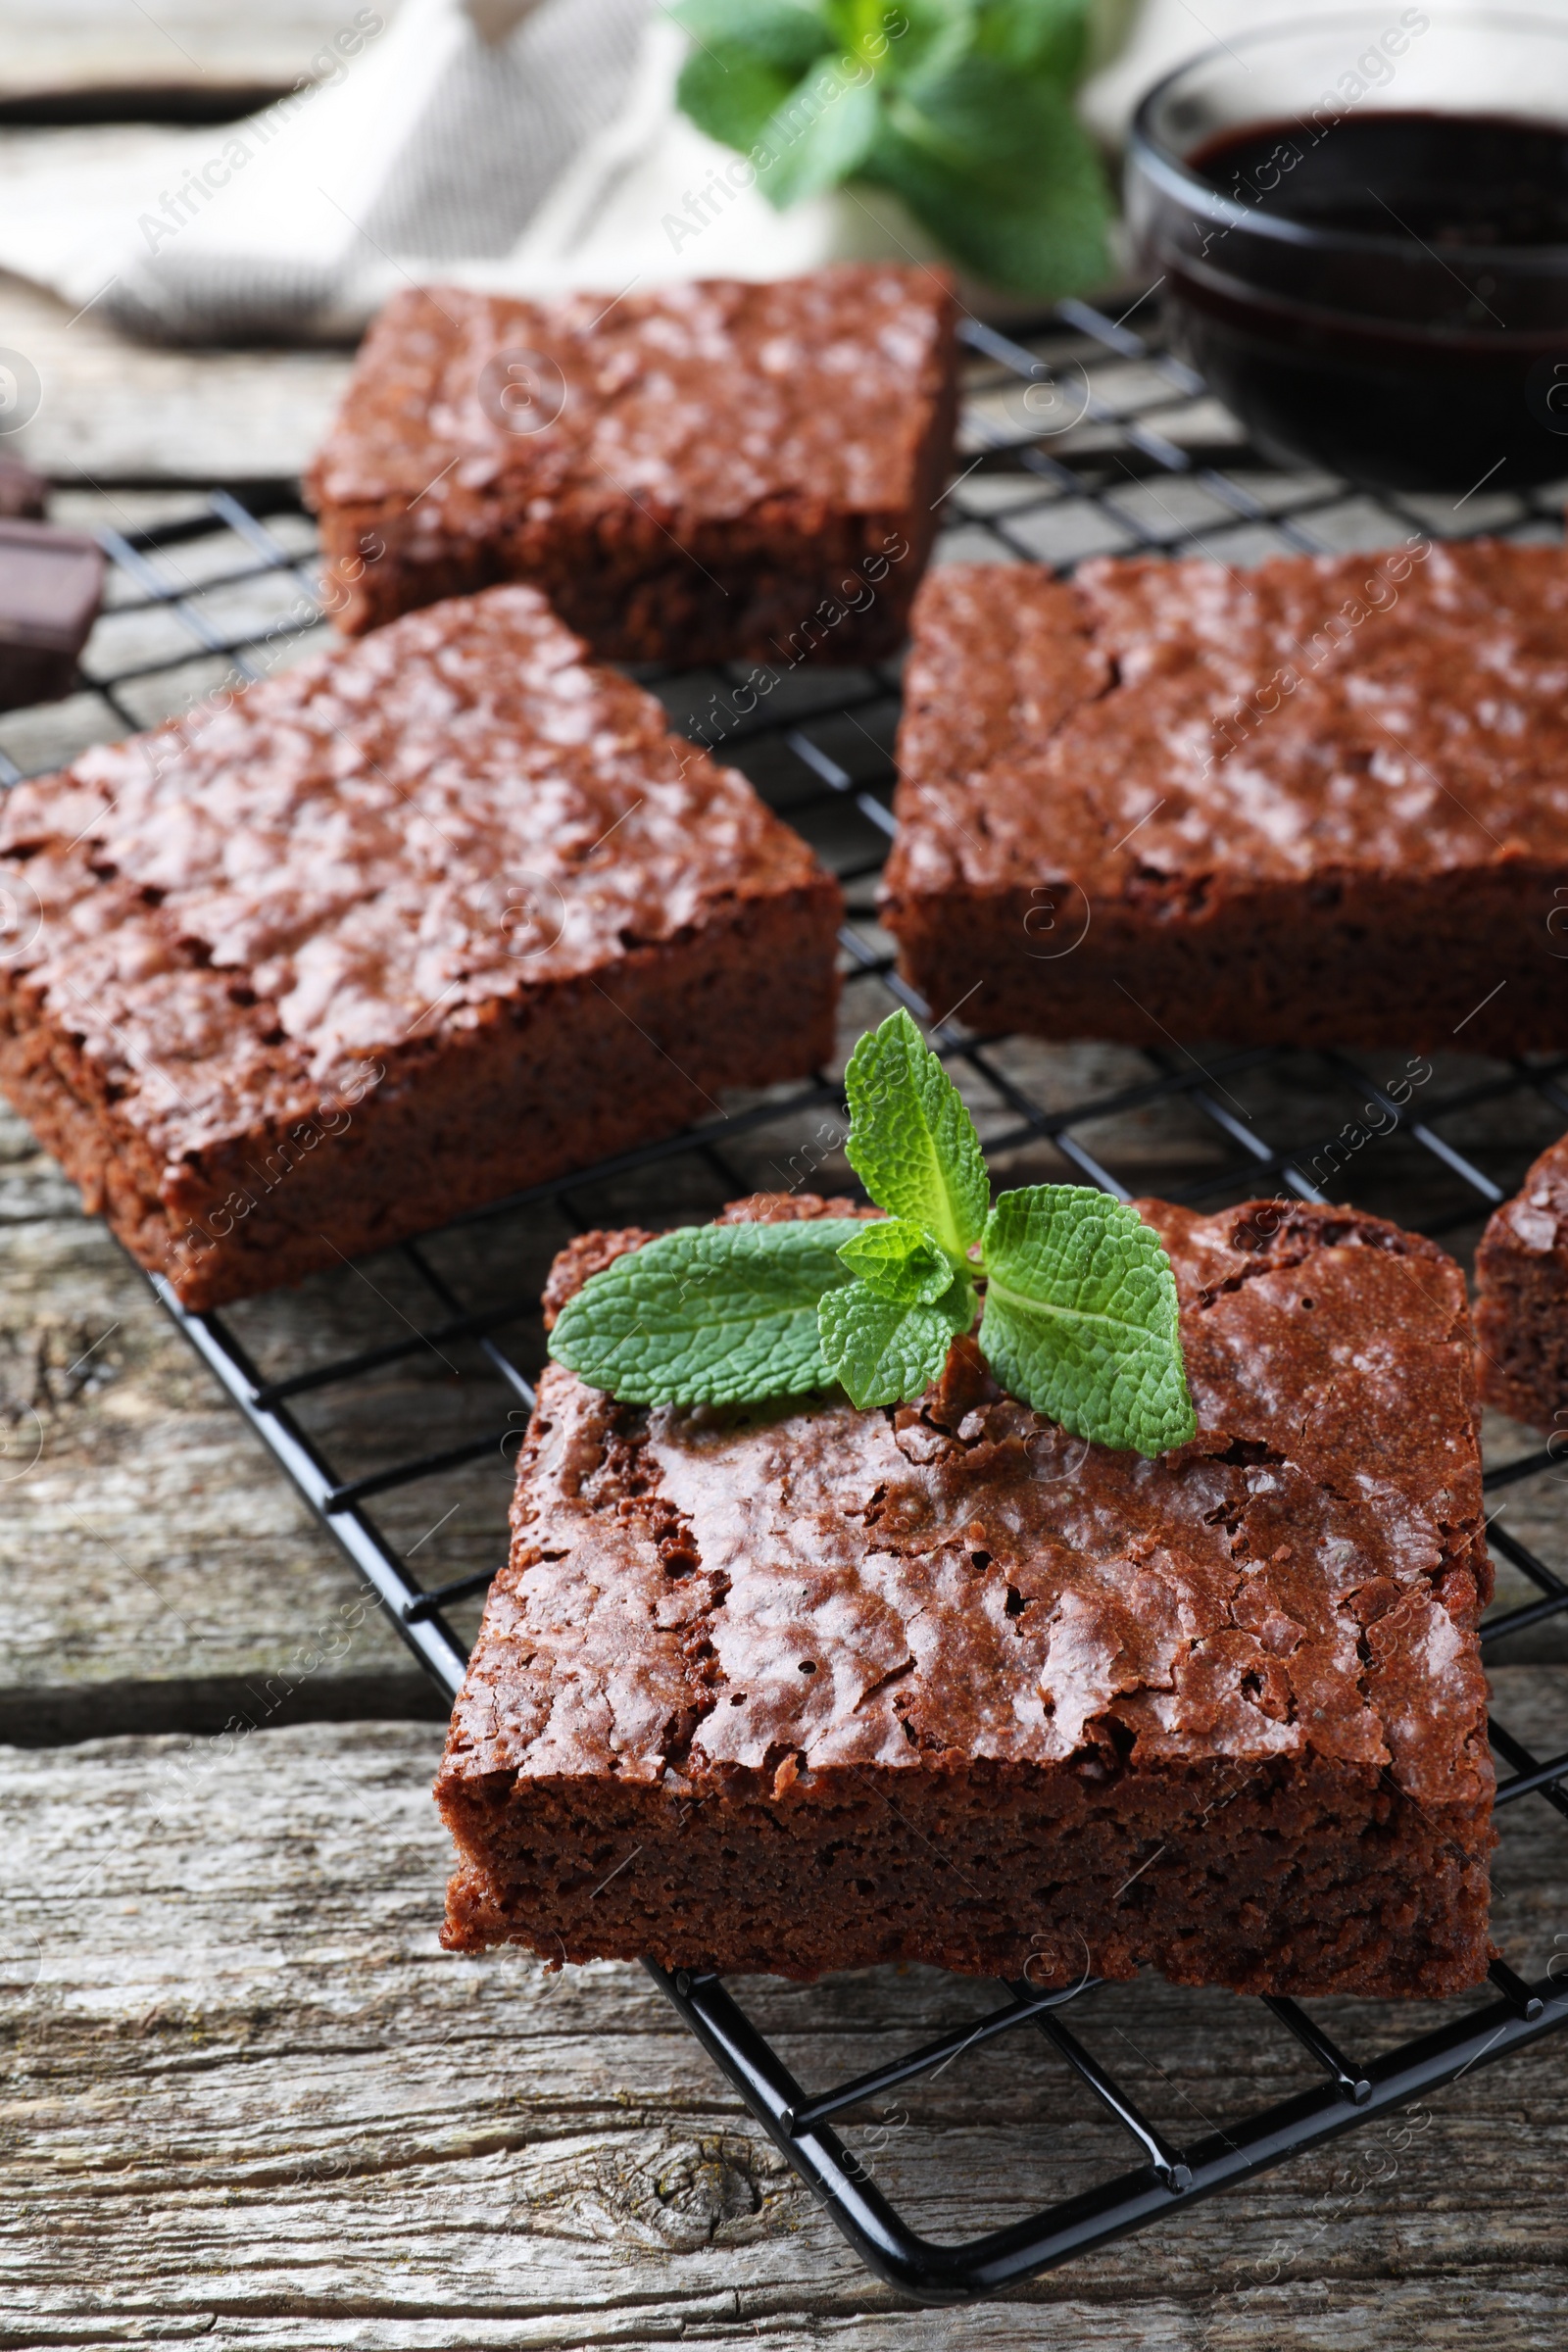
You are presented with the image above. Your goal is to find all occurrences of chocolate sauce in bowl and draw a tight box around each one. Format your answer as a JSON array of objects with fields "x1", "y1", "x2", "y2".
[
  {"x1": 1192, "y1": 112, "x2": 1568, "y2": 249},
  {"x1": 1146, "y1": 110, "x2": 1568, "y2": 488}
]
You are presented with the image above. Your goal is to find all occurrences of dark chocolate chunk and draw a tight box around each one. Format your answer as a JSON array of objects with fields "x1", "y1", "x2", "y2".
[
  {"x1": 0, "y1": 456, "x2": 48, "y2": 519},
  {"x1": 0, "y1": 519, "x2": 104, "y2": 713}
]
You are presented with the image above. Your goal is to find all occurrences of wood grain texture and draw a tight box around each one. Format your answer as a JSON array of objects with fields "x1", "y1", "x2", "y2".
[
  {"x1": 0, "y1": 1099, "x2": 446, "y2": 1740},
  {"x1": 1, "y1": 1708, "x2": 1566, "y2": 2350},
  {"x1": 0, "y1": 269, "x2": 354, "y2": 483},
  {"x1": 2, "y1": 903, "x2": 1568, "y2": 2335}
]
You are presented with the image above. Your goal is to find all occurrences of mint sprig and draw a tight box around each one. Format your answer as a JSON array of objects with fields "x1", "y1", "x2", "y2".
[
  {"x1": 844, "y1": 1014, "x2": 987, "y2": 1266},
  {"x1": 548, "y1": 1217, "x2": 863, "y2": 1405},
  {"x1": 979, "y1": 1184, "x2": 1194, "y2": 1453},
  {"x1": 818, "y1": 1274, "x2": 974, "y2": 1411},
  {"x1": 667, "y1": 0, "x2": 1112, "y2": 302},
  {"x1": 549, "y1": 1009, "x2": 1197, "y2": 1457},
  {"x1": 817, "y1": 1205, "x2": 977, "y2": 1407}
]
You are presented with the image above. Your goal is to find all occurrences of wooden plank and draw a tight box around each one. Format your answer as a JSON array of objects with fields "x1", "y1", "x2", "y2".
[
  {"x1": 0, "y1": 269, "x2": 353, "y2": 484},
  {"x1": 0, "y1": 1100, "x2": 449, "y2": 1740},
  {"x1": 1, "y1": 1694, "x2": 1566, "y2": 2346}
]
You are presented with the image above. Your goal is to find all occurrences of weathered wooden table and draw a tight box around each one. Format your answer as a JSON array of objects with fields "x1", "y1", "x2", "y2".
[
  {"x1": 0, "y1": 1052, "x2": 1563, "y2": 2341},
  {"x1": 5, "y1": 1075, "x2": 1568, "y2": 2345},
  {"x1": 0, "y1": 70, "x2": 1566, "y2": 2321}
]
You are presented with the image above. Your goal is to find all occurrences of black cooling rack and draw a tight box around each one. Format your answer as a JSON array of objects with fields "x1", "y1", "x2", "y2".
[{"x1": 12, "y1": 295, "x2": 1568, "y2": 2306}]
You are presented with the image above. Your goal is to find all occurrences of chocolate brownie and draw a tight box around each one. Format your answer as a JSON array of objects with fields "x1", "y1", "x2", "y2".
[
  {"x1": 0, "y1": 590, "x2": 840, "y2": 1311},
  {"x1": 1476, "y1": 1132, "x2": 1568, "y2": 1431},
  {"x1": 883, "y1": 544, "x2": 1568, "y2": 1054},
  {"x1": 436, "y1": 1192, "x2": 1494, "y2": 1997},
  {"x1": 307, "y1": 266, "x2": 957, "y2": 663}
]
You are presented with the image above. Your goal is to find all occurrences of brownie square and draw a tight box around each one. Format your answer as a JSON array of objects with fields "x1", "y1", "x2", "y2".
[
  {"x1": 0, "y1": 589, "x2": 840, "y2": 1311},
  {"x1": 436, "y1": 1193, "x2": 1494, "y2": 1997},
  {"x1": 1476, "y1": 1132, "x2": 1568, "y2": 1432},
  {"x1": 882, "y1": 545, "x2": 1568, "y2": 1054},
  {"x1": 307, "y1": 265, "x2": 957, "y2": 663}
]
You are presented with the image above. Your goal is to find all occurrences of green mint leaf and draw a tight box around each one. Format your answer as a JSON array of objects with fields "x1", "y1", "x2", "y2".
[
  {"x1": 668, "y1": 0, "x2": 1105, "y2": 306},
  {"x1": 844, "y1": 1008, "x2": 988, "y2": 1265},
  {"x1": 903, "y1": 0, "x2": 981, "y2": 81},
  {"x1": 549, "y1": 1218, "x2": 863, "y2": 1406},
  {"x1": 755, "y1": 56, "x2": 880, "y2": 206},
  {"x1": 977, "y1": 1185, "x2": 1196, "y2": 1454},
  {"x1": 671, "y1": 0, "x2": 833, "y2": 72},
  {"x1": 842, "y1": 0, "x2": 973, "y2": 85},
  {"x1": 866, "y1": 62, "x2": 1110, "y2": 296},
  {"x1": 818, "y1": 1269, "x2": 974, "y2": 1408},
  {"x1": 837, "y1": 1216, "x2": 954, "y2": 1304},
  {"x1": 970, "y1": 0, "x2": 1091, "y2": 80},
  {"x1": 676, "y1": 44, "x2": 804, "y2": 152}
]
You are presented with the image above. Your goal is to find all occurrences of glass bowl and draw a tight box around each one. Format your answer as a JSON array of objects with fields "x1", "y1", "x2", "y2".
[{"x1": 1126, "y1": 8, "x2": 1568, "y2": 490}]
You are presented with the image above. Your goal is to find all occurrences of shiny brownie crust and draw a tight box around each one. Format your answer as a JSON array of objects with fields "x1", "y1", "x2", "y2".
[
  {"x1": 0, "y1": 591, "x2": 840, "y2": 1309},
  {"x1": 436, "y1": 1193, "x2": 1494, "y2": 1996},
  {"x1": 1476, "y1": 1132, "x2": 1568, "y2": 1431},
  {"x1": 882, "y1": 547, "x2": 1568, "y2": 1054},
  {"x1": 306, "y1": 267, "x2": 957, "y2": 663}
]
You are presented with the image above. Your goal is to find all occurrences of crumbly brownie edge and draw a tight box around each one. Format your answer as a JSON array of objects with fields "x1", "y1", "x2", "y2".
[
  {"x1": 0, "y1": 883, "x2": 841, "y2": 1310},
  {"x1": 885, "y1": 865, "x2": 1568, "y2": 1054},
  {"x1": 437, "y1": 1758, "x2": 1492, "y2": 1994},
  {"x1": 1476, "y1": 1165, "x2": 1568, "y2": 1432},
  {"x1": 316, "y1": 504, "x2": 500, "y2": 638},
  {"x1": 1476, "y1": 1245, "x2": 1568, "y2": 1431},
  {"x1": 321, "y1": 501, "x2": 946, "y2": 663},
  {"x1": 0, "y1": 1007, "x2": 179, "y2": 1274}
]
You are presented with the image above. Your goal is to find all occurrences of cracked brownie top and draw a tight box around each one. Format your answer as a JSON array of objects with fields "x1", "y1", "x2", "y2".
[
  {"x1": 440, "y1": 1193, "x2": 1492, "y2": 1813},
  {"x1": 308, "y1": 268, "x2": 956, "y2": 524},
  {"x1": 0, "y1": 587, "x2": 827, "y2": 1165},
  {"x1": 886, "y1": 544, "x2": 1568, "y2": 901}
]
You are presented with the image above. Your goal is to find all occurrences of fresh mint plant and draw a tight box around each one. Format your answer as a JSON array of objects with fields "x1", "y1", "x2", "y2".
[
  {"x1": 549, "y1": 1008, "x2": 1196, "y2": 1455},
  {"x1": 667, "y1": 0, "x2": 1112, "y2": 300}
]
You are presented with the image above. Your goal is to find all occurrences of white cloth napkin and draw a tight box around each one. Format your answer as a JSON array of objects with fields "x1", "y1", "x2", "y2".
[{"x1": 0, "y1": 0, "x2": 949, "y2": 345}]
